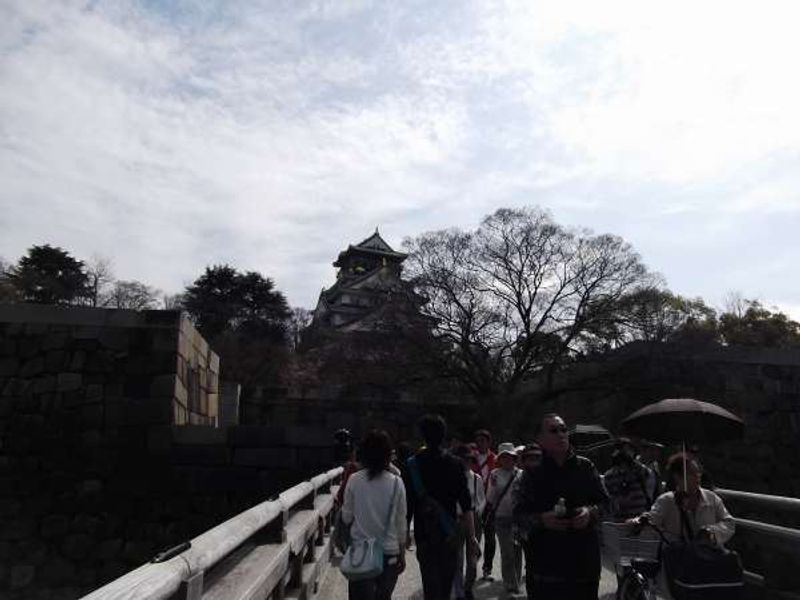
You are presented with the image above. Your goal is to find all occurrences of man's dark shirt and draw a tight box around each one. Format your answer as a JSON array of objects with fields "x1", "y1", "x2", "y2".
[
  {"x1": 514, "y1": 450, "x2": 609, "y2": 581},
  {"x1": 404, "y1": 447, "x2": 472, "y2": 542}
]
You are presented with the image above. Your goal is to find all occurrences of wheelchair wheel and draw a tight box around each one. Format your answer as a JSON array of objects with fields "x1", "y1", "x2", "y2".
[{"x1": 616, "y1": 569, "x2": 649, "y2": 600}]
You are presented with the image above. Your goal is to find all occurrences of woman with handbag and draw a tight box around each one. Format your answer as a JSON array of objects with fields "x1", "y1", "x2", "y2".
[
  {"x1": 340, "y1": 430, "x2": 408, "y2": 600},
  {"x1": 628, "y1": 452, "x2": 739, "y2": 599}
]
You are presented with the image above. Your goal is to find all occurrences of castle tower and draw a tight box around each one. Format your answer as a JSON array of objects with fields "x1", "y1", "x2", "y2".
[{"x1": 311, "y1": 229, "x2": 412, "y2": 331}]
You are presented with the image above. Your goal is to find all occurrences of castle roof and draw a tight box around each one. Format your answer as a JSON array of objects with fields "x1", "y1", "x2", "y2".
[{"x1": 333, "y1": 229, "x2": 407, "y2": 267}]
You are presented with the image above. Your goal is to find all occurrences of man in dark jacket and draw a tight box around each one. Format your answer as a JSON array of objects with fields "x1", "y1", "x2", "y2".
[
  {"x1": 513, "y1": 413, "x2": 608, "y2": 600},
  {"x1": 405, "y1": 414, "x2": 480, "y2": 600}
]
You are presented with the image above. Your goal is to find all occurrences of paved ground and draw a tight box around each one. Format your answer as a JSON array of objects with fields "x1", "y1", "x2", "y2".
[{"x1": 320, "y1": 543, "x2": 620, "y2": 599}]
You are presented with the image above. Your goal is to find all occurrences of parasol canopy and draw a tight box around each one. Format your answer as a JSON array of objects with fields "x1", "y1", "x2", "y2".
[{"x1": 621, "y1": 398, "x2": 744, "y2": 444}]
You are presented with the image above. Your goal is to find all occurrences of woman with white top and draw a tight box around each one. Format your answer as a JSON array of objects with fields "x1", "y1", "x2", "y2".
[
  {"x1": 341, "y1": 430, "x2": 408, "y2": 600},
  {"x1": 627, "y1": 452, "x2": 736, "y2": 599}
]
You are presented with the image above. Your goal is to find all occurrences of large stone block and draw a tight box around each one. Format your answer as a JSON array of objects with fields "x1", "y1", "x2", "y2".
[
  {"x1": 19, "y1": 356, "x2": 44, "y2": 377},
  {"x1": 233, "y1": 447, "x2": 296, "y2": 468},
  {"x1": 16, "y1": 538, "x2": 49, "y2": 566},
  {"x1": 0, "y1": 517, "x2": 36, "y2": 541},
  {"x1": 61, "y1": 533, "x2": 93, "y2": 561},
  {"x1": 45, "y1": 349, "x2": 68, "y2": 372},
  {"x1": 170, "y1": 444, "x2": 230, "y2": 466},
  {"x1": 0, "y1": 338, "x2": 17, "y2": 356},
  {"x1": 175, "y1": 379, "x2": 188, "y2": 405},
  {"x1": 80, "y1": 404, "x2": 104, "y2": 428},
  {"x1": 228, "y1": 425, "x2": 286, "y2": 447},
  {"x1": 208, "y1": 351, "x2": 220, "y2": 374},
  {"x1": 57, "y1": 372, "x2": 82, "y2": 391},
  {"x1": 105, "y1": 398, "x2": 172, "y2": 427},
  {"x1": 9, "y1": 563, "x2": 35, "y2": 589},
  {"x1": 42, "y1": 331, "x2": 69, "y2": 351},
  {"x1": 0, "y1": 357, "x2": 19, "y2": 377},
  {"x1": 207, "y1": 393, "x2": 219, "y2": 418},
  {"x1": 285, "y1": 425, "x2": 333, "y2": 448},
  {"x1": 150, "y1": 374, "x2": 177, "y2": 397},
  {"x1": 93, "y1": 538, "x2": 123, "y2": 561},
  {"x1": 38, "y1": 556, "x2": 76, "y2": 585},
  {"x1": 33, "y1": 374, "x2": 57, "y2": 395},
  {"x1": 147, "y1": 425, "x2": 173, "y2": 453},
  {"x1": 172, "y1": 426, "x2": 227, "y2": 445},
  {"x1": 296, "y1": 447, "x2": 333, "y2": 469},
  {"x1": 70, "y1": 350, "x2": 87, "y2": 371},
  {"x1": 18, "y1": 337, "x2": 41, "y2": 358}
]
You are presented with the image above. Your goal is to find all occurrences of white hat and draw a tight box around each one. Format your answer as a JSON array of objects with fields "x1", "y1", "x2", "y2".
[{"x1": 497, "y1": 442, "x2": 518, "y2": 457}]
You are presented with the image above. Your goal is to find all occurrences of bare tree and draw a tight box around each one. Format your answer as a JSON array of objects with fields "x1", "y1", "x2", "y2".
[
  {"x1": 85, "y1": 255, "x2": 114, "y2": 307},
  {"x1": 288, "y1": 307, "x2": 312, "y2": 350},
  {"x1": 0, "y1": 256, "x2": 19, "y2": 303},
  {"x1": 403, "y1": 207, "x2": 652, "y2": 403},
  {"x1": 104, "y1": 280, "x2": 161, "y2": 310},
  {"x1": 163, "y1": 293, "x2": 184, "y2": 310}
]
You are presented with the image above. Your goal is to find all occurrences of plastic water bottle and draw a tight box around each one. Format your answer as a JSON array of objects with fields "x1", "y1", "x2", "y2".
[{"x1": 554, "y1": 497, "x2": 567, "y2": 517}]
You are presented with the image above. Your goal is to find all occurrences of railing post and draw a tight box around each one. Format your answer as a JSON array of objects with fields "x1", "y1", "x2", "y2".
[
  {"x1": 298, "y1": 482, "x2": 316, "y2": 510},
  {"x1": 262, "y1": 507, "x2": 288, "y2": 544},
  {"x1": 178, "y1": 572, "x2": 203, "y2": 600}
]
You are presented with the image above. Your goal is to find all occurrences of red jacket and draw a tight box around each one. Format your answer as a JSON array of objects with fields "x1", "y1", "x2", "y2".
[{"x1": 472, "y1": 451, "x2": 496, "y2": 490}]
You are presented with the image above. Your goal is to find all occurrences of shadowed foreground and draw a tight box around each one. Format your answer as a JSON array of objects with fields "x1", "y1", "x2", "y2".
[{"x1": 320, "y1": 544, "x2": 623, "y2": 599}]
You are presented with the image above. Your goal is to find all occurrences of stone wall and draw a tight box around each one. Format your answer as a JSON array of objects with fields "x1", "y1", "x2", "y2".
[
  {"x1": 510, "y1": 342, "x2": 800, "y2": 496},
  {"x1": 0, "y1": 304, "x2": 228, "y2": 598}
]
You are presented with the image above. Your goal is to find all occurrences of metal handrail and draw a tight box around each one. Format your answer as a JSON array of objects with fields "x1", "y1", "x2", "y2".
[{"x1": 82, "y1": 467, "x2": 343, "y2": 600}]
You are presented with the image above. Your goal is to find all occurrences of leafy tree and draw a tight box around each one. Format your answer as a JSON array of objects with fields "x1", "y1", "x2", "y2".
[
  {"x1": 403, "y1": 207, "x2": 651, "y2": 403},
  {"x1": 581, "y1": 287, "x2": 718, "y2": 349},
  {"x1": 103, "y1": 280, "x2": 161, "y2": 310},
  {"x1": 7, "y1": 245, "x2": 90, "y2": 305},
  {"x1": 718, "y1": 300, "x2": 800, "y2": 347},
  {"x1": 182, "y1": 266, "x2": 291, "y2": 394},
  {"x1": 182, "y1": 265, "x2": 290, "y2": 342}
]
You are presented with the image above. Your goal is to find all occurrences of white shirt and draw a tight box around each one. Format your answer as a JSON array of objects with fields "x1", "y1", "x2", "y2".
[
  {"x1": 458, "y1": 469, "x2": 486, "y2": 516},
  {"x1": 646, "y1": 488, "x2": 735, "y2": 546},
  {"x1": 341, "y1": 470, "x2": 407, "y2": 554},
  {"x1": 486, "y1": 467, "x2": 521, "y2": 519}
]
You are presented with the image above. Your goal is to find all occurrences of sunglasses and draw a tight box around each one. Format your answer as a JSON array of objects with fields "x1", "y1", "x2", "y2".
[{"x1": 547, "y1": 425, "x2": 568, "y2": 434}]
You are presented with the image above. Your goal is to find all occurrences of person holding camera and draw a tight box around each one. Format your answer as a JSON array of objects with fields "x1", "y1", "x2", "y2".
[{"x1": 514, "y1": 414, "x2": 608, "y2": 600}]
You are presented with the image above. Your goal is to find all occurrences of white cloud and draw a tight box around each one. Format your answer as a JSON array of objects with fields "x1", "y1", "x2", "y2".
[{"x1": 1, "y1": 0, "x2": 799, "y2": 315}]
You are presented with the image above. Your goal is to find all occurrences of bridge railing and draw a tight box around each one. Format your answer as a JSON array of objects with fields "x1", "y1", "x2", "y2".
[
  {"x1": 716, "y1": 488, "x2": 800, "y2": 599},
  {"x1": 82, "y1": 467, "x2": 343, "y2": 600}
]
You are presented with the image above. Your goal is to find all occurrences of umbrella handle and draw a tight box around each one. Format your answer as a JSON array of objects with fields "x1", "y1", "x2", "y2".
[{"x1": 682, "y1": 441, "x2": 687, "y2": 492}]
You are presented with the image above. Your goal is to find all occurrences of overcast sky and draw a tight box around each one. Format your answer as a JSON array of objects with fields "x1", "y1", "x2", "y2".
[{"x1": 2, "y1": 0, "x2": 799, "y2": 316}]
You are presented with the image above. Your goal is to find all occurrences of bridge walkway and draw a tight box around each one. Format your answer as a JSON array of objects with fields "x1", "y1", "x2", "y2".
[{"x1": 320, "y1": 542, "x2": 623, "y2": 599}]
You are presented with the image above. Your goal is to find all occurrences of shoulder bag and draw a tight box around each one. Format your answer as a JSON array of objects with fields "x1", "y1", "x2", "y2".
[
  {"x1": 663, "y1": 498, "x2": 743, "y2": 600},
  {"x1": 340, "y1": 475, "x2": 399, "y2": 581}
]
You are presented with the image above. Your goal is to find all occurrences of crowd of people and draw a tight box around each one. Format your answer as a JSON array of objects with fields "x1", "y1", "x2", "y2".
[{"x1": 334, "y1": 413, "x2": 736, "y2": 600}]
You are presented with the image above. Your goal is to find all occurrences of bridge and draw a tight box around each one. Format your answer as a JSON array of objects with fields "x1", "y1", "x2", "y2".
[{"x1": 83, "y1": 467, "x2": 800, "y2": 600}]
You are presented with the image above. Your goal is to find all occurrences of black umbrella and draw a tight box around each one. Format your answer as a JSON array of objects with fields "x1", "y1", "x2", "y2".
[
  {"x1": 622, "y1": 398, "x2": 744, "y2": 490},
  {"x1": 569, "y1": 424, "x2": 613, "y2": 450},
  {"x1": 621, "y1": 398, "x2": 744, "y2": 444}
]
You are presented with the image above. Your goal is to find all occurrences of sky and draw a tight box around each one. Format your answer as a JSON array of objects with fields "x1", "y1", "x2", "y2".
[{"x1": 1, "y1": 0, "x2": 799, "y2": 316}]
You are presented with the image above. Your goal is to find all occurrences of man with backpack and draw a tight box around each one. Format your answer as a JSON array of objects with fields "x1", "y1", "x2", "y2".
[
  {"x1": 603, "y1": 438, "x2": 657, "y2": 520},
  {"x1": 405, "y1": 415, "x2": 480, "y2": 600}
]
